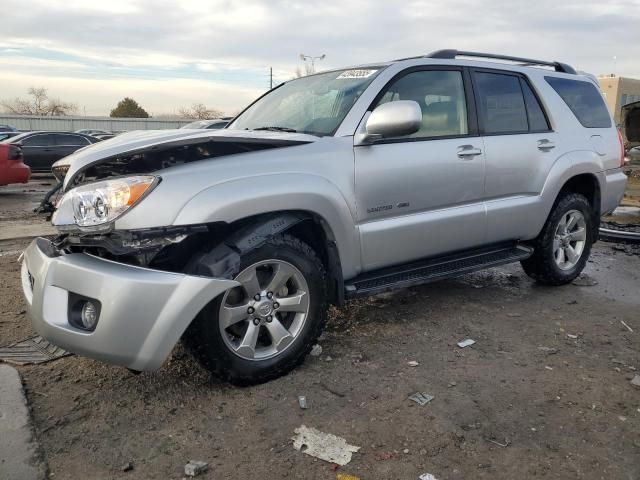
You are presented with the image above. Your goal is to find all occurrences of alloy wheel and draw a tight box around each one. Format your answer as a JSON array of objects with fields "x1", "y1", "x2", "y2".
[
  {"x1": 218, "y1": 259, "x2": 310, "y2": 361},
  {"x1": 553, "y1": 209, "x2": 587, "y2": 270}
]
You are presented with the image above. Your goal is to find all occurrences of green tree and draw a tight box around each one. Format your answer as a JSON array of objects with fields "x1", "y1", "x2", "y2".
[{"x1": 110, "y1": 97, "x2": 149, "y2": 118}]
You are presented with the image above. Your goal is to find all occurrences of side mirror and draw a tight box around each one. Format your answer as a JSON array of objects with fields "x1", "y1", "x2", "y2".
[{"x1": 362, "y1": 100, "x2": 422, "y2": 143}]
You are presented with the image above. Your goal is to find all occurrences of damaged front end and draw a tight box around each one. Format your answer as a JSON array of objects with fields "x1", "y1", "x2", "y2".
[
  {"x1": 51, "y1": 222, "x2": 229, "y2": 273},
  {"x1": 42, "y1": 129, "x2": 313, "y2": 268}
]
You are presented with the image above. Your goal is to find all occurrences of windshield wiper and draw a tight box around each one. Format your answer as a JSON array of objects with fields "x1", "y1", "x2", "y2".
[{"x1": 252, "y1": 126, "x2": 298, "y2": 133}]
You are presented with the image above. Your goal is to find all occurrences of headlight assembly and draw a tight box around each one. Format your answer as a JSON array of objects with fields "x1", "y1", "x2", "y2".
[{"x1": 52, "y1": 176, "x2": 158, "y2": 230}]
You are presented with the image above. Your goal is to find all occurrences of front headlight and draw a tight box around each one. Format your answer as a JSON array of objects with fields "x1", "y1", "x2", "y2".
[{"x1": 53, "y1": 176, "x2": 158, "y2": 230}]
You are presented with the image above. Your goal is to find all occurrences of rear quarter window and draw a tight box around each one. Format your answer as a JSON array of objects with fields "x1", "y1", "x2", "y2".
[{"x1": 545, "y1": 77, "x2": 611, "y2": 128}]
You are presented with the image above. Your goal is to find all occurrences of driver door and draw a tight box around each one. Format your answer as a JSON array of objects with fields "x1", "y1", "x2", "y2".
[{"x1": 354, "y1": 67, "x2": 487, "y2": 271}]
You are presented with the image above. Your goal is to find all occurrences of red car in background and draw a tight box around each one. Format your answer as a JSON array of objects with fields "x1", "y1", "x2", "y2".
[{"x1": 0, "y1": 143, "x2": 30, "y2": 186}]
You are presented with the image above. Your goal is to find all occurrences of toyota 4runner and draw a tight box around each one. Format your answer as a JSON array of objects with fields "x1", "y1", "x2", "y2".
[{"x1": 21, "y1": 50, "x2": 628, "y2": 384}]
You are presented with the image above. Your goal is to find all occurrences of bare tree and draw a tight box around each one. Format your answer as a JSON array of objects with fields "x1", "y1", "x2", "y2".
[
  {"x1": 178, "y1": 103, "x2": 223, "y2": 119},
  {"x1": 1, "y1": 87, "x2": 77, "y2": 116},
  {"x1": 293, "y1": 66, "x2": 305, "y2": 79},
  {"x1": 48, "y1": 97, "x2": 79, "y2": 116}
]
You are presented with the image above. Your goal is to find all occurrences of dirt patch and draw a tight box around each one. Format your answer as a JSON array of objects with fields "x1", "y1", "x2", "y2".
[
  {"x1": 1, "y1": 240, "x2": 639, "y2": 479},
  {"x1": 0, "y1": 177, "x2": 57, "y2": 240}
]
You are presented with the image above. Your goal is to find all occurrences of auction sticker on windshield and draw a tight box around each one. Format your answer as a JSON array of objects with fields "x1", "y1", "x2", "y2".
[{"x1": 337, "y1": 69, "x2": 378, "y2": 79}]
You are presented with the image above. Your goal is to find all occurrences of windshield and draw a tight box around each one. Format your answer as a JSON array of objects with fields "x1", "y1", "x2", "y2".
[
  {"x1": 1, "y1": 132, "x2": 31, "y2": 143},
  {"x1": 229, "y1": 67, "x2": 384, "y2": 136}
]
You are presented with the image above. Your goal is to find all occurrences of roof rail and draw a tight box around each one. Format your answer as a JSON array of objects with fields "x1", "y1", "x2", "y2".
[{"x1": 426, "y1": 49, "x2": 577, "y2": 75}]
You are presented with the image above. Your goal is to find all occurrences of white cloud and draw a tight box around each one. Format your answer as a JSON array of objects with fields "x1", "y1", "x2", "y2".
[
  {"x1": 2, "y1": 0, "x2": 640, "y2": 115},
  {"x1": 0, "y1": 71, "x2": 262, "y2": 116}
]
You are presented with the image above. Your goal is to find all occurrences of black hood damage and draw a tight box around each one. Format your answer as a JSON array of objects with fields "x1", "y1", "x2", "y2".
[
  {"x1": 39, "y1": 132, "x2": 313, "y2": 214},
  {"x1": 65, "y1": 136, "x2": 308, "y2": 189}
]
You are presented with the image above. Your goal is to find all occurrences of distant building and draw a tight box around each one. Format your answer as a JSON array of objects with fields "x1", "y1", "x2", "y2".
[{"x1": 597, "y1": 74, "x2": 640, "y2": 125}]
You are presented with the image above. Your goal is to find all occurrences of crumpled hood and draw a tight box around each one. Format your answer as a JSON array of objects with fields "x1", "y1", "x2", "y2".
[{"x1": 55, "y1": 128, "x2": 318, "y2": 190}]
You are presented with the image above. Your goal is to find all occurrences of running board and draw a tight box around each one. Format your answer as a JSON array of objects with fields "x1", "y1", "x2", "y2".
[{"x1": 345, "y1": 243, "x2": 533, "y2": 299}]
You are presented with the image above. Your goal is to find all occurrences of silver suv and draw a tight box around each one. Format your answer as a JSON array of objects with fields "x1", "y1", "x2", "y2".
[{"x1": 21, "y1": 50, "x2": 628, "y2": 384}]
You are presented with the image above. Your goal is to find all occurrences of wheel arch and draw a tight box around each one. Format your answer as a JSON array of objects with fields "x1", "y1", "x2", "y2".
[
  {"x1": 185, "y1": 210, "x2": 346, "y2": 306},
  {"x1": 536, "y1": 151, "x2": 606, "y2": 240},
  {"x1": 553, "y1": 172, "x2": 602, "y2": 240}
]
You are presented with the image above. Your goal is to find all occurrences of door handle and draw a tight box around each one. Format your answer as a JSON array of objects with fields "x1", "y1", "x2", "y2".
[
  {"x1": 457, "y1": 145, "x2": 482, "y2": 159},
  {"x1": 537, "y1": 139, "x2": 555, "y2": 151}
]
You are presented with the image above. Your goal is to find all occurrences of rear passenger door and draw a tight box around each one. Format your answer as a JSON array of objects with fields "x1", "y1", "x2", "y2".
[
  {"x1": 54, "y1": 134, "x2": 91, "y2": 160},
  {"x1": 472, "y1": 69, "x2": 560, "y2": 243}
]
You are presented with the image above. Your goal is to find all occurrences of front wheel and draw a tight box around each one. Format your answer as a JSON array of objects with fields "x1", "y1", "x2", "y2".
[
  {"x1": 521, "y1": 193, "x2": 594, "y2": 285},
  {"x1": 186, "y1": 234, "x2": 327, "y2": 385}
]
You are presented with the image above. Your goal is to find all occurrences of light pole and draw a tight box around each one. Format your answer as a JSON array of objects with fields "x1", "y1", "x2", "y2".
[{"x1": 299, "y1": 53, "x2": 326, "y2": 74}]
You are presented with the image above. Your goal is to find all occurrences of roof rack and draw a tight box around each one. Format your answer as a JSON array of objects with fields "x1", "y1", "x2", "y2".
[{"x1": 425, "y1": 49, "x2": 576, "y2": 75}]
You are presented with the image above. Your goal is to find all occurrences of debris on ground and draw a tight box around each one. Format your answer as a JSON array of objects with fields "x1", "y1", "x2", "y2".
[
  {"x1": 631, "y1": 375, "x2": 640, "y2": 388},
  {"x1": 184, "y1": 460, "x2": 208, "y2": 477},
  {"x1": 572, "y1": 274, "x2": 598, "y2": 286},
  {"x1": 538, "y1": 346, "x2": 558, "y2": 355},
  {"x1": 292, "y1": 425, "x2": 360, "y2": 466},
  {"x1": 336, "y1": 474, "x2": 361, "y2": 480},
  {"x1": 320, "y1": 382, "x2": 346, "y2": 397},
  {"x1": 567, "y1": 334, "x2": 578, "y2": 339},
  {"x1": 408, "y1": 392, "x2": 434, "y2": 406},
  {"x1": 298, "y1": 396, "x2": 308, "y2": 409},
  {"x1": 0, "y1": 336, "x2": 71, "y2": 365},
  {"x1": 418, "y1": 473, "x2": 439, "y2": 480},
  {"x1": 487, "y1": 438, "x2": 510, "y2": 447},
  {"x1": 621, "y1": 320, "x2": 634, "y2": 333},
  {"x1": 122, "y1": 462, "x2": 133, "y2": 472},
  {"x1": 457, "y1": 339, "x2": 476, "y2": 348},
  {"x1": 407, "y1": 360, "x2": 419, "y2": 367},
  {"x1": 310, "y1": 344, "x2": 323, "y2": 356}
]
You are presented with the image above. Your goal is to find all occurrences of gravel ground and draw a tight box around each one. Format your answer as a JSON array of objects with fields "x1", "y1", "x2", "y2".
[{"x1": 1, "y1": 237, "x2": 639, "y2": 480}]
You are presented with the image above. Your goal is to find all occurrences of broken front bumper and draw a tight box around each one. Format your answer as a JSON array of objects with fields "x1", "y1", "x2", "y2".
[{"x1": 21, "y1": 238, "x2": 238, "y2": 371}]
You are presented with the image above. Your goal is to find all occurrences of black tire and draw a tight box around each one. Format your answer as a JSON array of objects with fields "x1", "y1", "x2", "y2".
[
  {"x1": 186, "y1": 234, "x2": 327, "y2": 386},
  {"x1": 521, "y1": 193, "x2": 594, "y2": 285}
]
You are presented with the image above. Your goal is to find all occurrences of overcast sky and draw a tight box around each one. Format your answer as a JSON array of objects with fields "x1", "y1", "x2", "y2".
[{"x1": 2, "y1": 0, "x2": 639, "y2": 116}]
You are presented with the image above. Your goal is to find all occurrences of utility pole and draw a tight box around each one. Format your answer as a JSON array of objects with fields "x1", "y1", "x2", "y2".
[
  {"x1": 270, "y1": 67, "x2": 273, "y2": 89},
  {"x1": 300, "y1": 53, "x2": 326, "y2": 75}
]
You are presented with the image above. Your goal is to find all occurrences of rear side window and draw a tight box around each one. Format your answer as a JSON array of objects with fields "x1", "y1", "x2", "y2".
[
  {"x1": 55, "y1": 134, "x2": 89, "y2": 146},
  {"x1": 520, "y1": 80, "x2": 550, "y2": 131},
  {"x1": 474, "y1": 72, "x2": 528, "y2": 134},
  {"x1": 22, "y1": 134, "x2": 55, "y2": 147},
  {"x1": 545, "y1": 77, "x2": 611, "y2": 128}
]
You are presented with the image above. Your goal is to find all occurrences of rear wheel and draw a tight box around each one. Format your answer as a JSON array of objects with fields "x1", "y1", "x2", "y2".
[
  {"x1": 521, "y1": 193, "x2": 594, "y2": 285},
  {"x1": 187, "y1": 234, "x2": 327, "y2": 385}
]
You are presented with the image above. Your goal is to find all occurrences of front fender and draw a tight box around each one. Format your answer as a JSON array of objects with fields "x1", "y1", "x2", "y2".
[{"x1": 173, "y1": 173, "x2": 361, "y2": 279}]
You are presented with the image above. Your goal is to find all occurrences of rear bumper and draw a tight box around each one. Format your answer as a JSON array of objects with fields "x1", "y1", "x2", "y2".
[
  {"x1": 21, "y1": 238, "x2": 238, "y2": 370},
  {"x1": 0, "y1": 161, "x2": 30, "y2": 186},
  {"x1": 602, "y1": 168, "x2": 628, "y2": 215}
]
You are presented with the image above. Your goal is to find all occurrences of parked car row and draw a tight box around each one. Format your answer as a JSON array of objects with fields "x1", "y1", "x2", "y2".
[{"x1": 2, "y1": 132, "x2": 101, "y2": 172}]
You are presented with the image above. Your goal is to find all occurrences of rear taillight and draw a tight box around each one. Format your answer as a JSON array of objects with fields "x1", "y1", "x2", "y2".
[
  {"x1": 617, "y1": 129, "x2": 625, "y2": 167},
  {"x1": 7, "y1": 145, "x2": 23, "y2": 161}
]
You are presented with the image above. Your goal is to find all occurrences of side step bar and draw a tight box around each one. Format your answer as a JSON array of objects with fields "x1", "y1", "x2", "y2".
[{"x1": 345, "y1": 243, "x2": 533, "y2": 299}]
